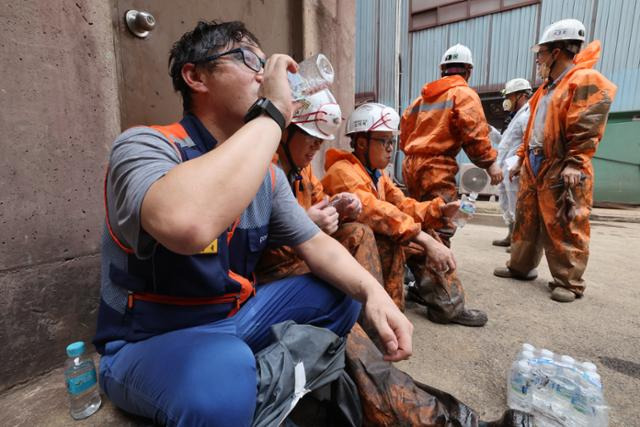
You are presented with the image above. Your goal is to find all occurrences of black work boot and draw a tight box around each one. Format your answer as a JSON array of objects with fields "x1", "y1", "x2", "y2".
[
  {"x1": 492, "y1": 223, "x2": 513, "y2": 247},
  {"x1": 479, "y1": 409, "x2": 533, "y2": 427},
  {"x1": 494, "y1": 266, "x2": 537, "y2": 281},
  {"x1": 406, "y1": 282, "x2": 428, "y2": 306},
  {"x1": 427, "y1": 308, "x2": 488, "y2": 327}
]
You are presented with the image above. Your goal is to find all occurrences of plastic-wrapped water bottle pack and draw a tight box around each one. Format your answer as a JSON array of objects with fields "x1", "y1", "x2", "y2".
[{"x1": 507, "y1": 343, "x2": 609, "y2": 427}]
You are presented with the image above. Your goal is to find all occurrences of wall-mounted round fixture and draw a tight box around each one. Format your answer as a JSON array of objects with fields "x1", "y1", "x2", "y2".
[{"x1": 125, "y1": 10, "x2": 156, "y2": 39}]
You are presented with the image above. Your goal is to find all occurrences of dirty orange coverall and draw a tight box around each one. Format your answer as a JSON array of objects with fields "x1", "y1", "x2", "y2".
[
  {"x1": 322, "y1": 148, "x2": 465, "y2": 318},
  {"x1": 400, "y1": 75, "x2": 497, "y2": 206},
  {"x1": 508, "y1": 41, "x2": 616, "y2": 296},
  {"x1": 254, "y1": 150, "x2": 383, "y2": 285}
]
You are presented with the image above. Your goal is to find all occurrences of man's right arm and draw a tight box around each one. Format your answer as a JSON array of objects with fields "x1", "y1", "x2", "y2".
[
  {"x1": 140, "y1": 55, "x2": 298, "y2": 255},
  {"x1": 455, "y1": 88, "x2": 502, "y2": 184}
]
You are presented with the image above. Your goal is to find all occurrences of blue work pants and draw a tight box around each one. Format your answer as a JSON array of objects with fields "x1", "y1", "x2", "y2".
[{"x1": 99, "y1": 274, "x2": 360, "y2": 426}]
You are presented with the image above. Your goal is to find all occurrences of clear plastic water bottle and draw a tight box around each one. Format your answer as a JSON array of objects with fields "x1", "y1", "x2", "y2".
[
  {"x1": 64, "y1": 341, "x2": 101, "y2": 419},
  {"x1": 508, "y1": 360, "x2": 533, "y2": 412},
  {"x1": 452, "y1": 192, "x2": 478, "y2": 228},
  {"x1": 530, "y1": 349, "x2": 557, "y2": 420},
  {"x1": 572, "y1": 374, "x2": 595, "y2": 427},
  {"x1": 519, "y1": 350, "x2": 535, "y2": 362},
  {"x1": 287, "y1": 53, "x2": 334, "y2": 100},
  {"x1": 581, "y1": 361, "x2": 597, "y2": 374},
  {"x1": 576, "y1": 372, "x2": 608, "y2": 427},
  {"x1": 552, "y1": 356, "x2": 579, "y2": 419},
  {"x1": 521, "y1": 343, "x2": 536, "y2": 354}
]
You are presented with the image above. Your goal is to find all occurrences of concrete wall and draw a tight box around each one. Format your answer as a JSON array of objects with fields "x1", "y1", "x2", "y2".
[
  {"x1": 0, "y1": 0, "x2": 356, "y2": 391},
  {"x1": 0, "y1": 1, "x2": 120, "y2": 390},
  {"x1": 302, "y1": 0, "x2": 357, "y2": 176},
  {"x1": 114, "y1": 0, "x2": 305, "y2": 130}
]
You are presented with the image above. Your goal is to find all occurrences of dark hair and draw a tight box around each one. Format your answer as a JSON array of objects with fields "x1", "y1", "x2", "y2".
[
  {"x1": 349, "y1": 132, "x2": 367, "y2": 149},
  {"x1": 546, "y1": 40, "x2": 581, "y2": 59},
  {"x1": 441, "y1": 63, "x2": 471, "y2": 77},
  {"x1": 168, "y1": 21, "x2": 261, "y2": 112}
]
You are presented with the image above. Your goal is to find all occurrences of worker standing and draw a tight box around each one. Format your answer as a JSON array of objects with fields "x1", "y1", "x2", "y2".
[
  {"x1": 400, "y1": 43, "x2": 503, "y2": 247},
  {"x1": 494, "y1": 19, "x2": 617, "y2": 303},
  {"x1": 492, "y1": 78, "x2": 532, "y2": 249}
]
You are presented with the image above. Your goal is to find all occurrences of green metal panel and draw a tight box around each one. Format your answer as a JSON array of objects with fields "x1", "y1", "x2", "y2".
[{"x1": 593, "y1": 113, "x2": 640, "y2": 204}]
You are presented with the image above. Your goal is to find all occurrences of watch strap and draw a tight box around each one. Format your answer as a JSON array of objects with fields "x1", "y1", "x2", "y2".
[{"x1": 244, "y1": 98, "x2": 286, "y2": 131}]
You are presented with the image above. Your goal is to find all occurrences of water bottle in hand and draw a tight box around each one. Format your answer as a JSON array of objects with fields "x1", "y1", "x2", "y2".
[
  {"x1": 64, "y1": 341, "x2": 101, "y2": 419},
  {"x1": 287, "y1": 53, "x2": 334, "y2": 100},
  {"x1": 452, "y1": 192, "x2": 478, "y2": 228}
]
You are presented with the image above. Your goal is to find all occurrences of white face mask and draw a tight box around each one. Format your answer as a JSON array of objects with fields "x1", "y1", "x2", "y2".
[
  {"x1": 536, "y1": 50, "x2": 556, "y2": 80},
  {"x1": 537, "y1": 62, "x2": 551, "y2": 79},
  {"x1": 502, "y1": 99, "x2": 513, "y2": 112}
]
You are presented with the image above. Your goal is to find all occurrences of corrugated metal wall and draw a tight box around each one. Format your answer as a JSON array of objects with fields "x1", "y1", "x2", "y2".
[
  {"x1": 539, "y1": 0, "x2": 596, "y2": 36},
  {"x1": 355, "y1": 0, "x2": 401, "y2": 108},
  {"x1": 378, "y1": 0, "x2": 398, "y2": 107},
  {"x1": 592, "y1": 0, "x2": 640, "y2": 112},
  {"x1": 357, "y1": 0, "x2": 640, "y2": 113},
  {"x1": 489, "y1": 5, "x2": 539, "y2": 86},
  {"x1": 355, "y1": 0, "x2": 378, "y2": 95}
]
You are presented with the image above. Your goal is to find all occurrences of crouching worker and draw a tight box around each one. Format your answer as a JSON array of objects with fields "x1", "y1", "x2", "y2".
[
  {"x1": 255, "y1": 88, "x2": 384, "y2": 285},
  {"x1": 93, "y1": 20, "x2": 412, "y2": 427},
  {"x1": 321, "y1": 103, "x2": 487, "y2": 326}
]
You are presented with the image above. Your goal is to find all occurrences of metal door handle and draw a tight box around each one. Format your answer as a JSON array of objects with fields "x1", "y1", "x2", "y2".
[{"x1": 125, "y1": 10, "x2": 156, "y2": 39}]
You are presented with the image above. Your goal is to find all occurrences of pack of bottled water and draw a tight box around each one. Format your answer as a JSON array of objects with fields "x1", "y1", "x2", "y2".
[{"x1": 507, "y1": 343, "x2": 609, "y2": 427}]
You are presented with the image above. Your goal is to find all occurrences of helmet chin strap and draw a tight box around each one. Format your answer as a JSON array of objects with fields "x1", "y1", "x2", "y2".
[
  {"x1": 363, "y1": 134, "x2": 373, "y2": 171},
  {"x1": 544, "y1": 50, "x2": 559, "y2": 85},
  {"x1": 282, "y1": 128, "x2": 304, "y2": 193}
]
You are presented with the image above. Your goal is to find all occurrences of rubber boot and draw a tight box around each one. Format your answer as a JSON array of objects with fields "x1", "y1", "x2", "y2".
[
  {"x1": 427, "y1": 307, "x2": 488, "y2": 327},
  {"x1": 493, "y1": 266, "x2": 538, "y2": 281},
  {"x1": 480, "y1": 409, "x2": 533, "y2": 427},
  {"x1": 492, "y1": 223, "x2": 513, "y2": 247}
]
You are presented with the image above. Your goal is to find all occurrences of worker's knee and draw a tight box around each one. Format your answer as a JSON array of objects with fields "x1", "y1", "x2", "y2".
[{"x1": 171, "y1": 335, "x2": 257, "y2": 427}]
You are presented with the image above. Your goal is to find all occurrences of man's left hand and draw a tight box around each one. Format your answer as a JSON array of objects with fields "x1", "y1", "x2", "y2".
[
  {"x1": 440, "y1": 200, "x2": 460, "y2": 219},
  {"x1": 487, "y1": 161, "x2": 504, "y2": 186},
  {"x1": 331, "y1": 192, "x2": 362, "y2": 221},
  {"x1": 362, "y1": 290, "x2": 413, "y2": 362},
  {"x1": 561, "y1": 165, "x2": 582, "y2": 187}
]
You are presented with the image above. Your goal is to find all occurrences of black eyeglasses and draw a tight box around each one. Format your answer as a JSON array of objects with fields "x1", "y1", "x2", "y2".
[
  {"x1": 535, "y1": 48, "x2": 551, "y2": 59},
  {"x1": 196, "y1": 47, "x2": 265, "y2": 73},
  {"x1": 370, "y1": 137, "x2": 394, "y2": 149}
]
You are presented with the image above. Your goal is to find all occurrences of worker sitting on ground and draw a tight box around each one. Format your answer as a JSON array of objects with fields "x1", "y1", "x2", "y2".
[
  {"x1": 321, "y1": 103, "x2": 488, "y2": 327},
  {"x1": 255, "y1": 88, "x2": 384, "y2": 285},
  {"x1": 93, "y1": 20, "x2": 412, "y2": 426}
]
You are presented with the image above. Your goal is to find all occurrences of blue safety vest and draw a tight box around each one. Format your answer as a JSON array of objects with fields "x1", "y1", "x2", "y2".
[{"x1": 93, "y1": 115, "x2": 275, "y2": 352}]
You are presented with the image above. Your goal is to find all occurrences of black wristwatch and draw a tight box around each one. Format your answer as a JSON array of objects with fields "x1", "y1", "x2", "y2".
[{"x1": 244, "y1": 97, "x2": 286, "y2": 131}]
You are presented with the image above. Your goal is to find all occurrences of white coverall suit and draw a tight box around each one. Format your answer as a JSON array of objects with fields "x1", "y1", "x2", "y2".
[{"x1": 496, "y1": 103, "x2": 530, "y2": 224}]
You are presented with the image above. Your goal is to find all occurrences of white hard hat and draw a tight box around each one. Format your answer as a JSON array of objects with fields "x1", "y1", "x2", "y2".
[
  {"x1": 502, "y1": 78, "x2": 532, "y2": 96},
  {"x1": 533, "y1": 19, "x2": 586, "y2": 52},
  {"x1": 346, "y1": 102, "x2": 400, "y2": 135},
  {"x1": 440, "y1": 44, "x2": 474, "y2": 67},
  {"x1": 291, "y1": 89, "x2": 342, "y2": 140}
]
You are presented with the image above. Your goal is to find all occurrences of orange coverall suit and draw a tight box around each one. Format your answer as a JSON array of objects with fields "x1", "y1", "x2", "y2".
[
  {"x1": 400, "y1": 75, "x2": 497, "y2": 244},
  {"x1": 322, "y1": 148, "x2": 466, "y2": 318},
  {"x1": 254, "y1": 151, "x2": 383, "y2": 285},
  {"x1": 508, "y1": 41, "x2": 616, "y2": 296}
]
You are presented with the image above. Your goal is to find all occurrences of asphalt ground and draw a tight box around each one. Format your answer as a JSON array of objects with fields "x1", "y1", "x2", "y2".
[
  {"x1": 397, "y1": 219, "x2": 640, "y2": 425},
  {"x1": 2, "y1": 213, "x2": 638, "y2": 426}
]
